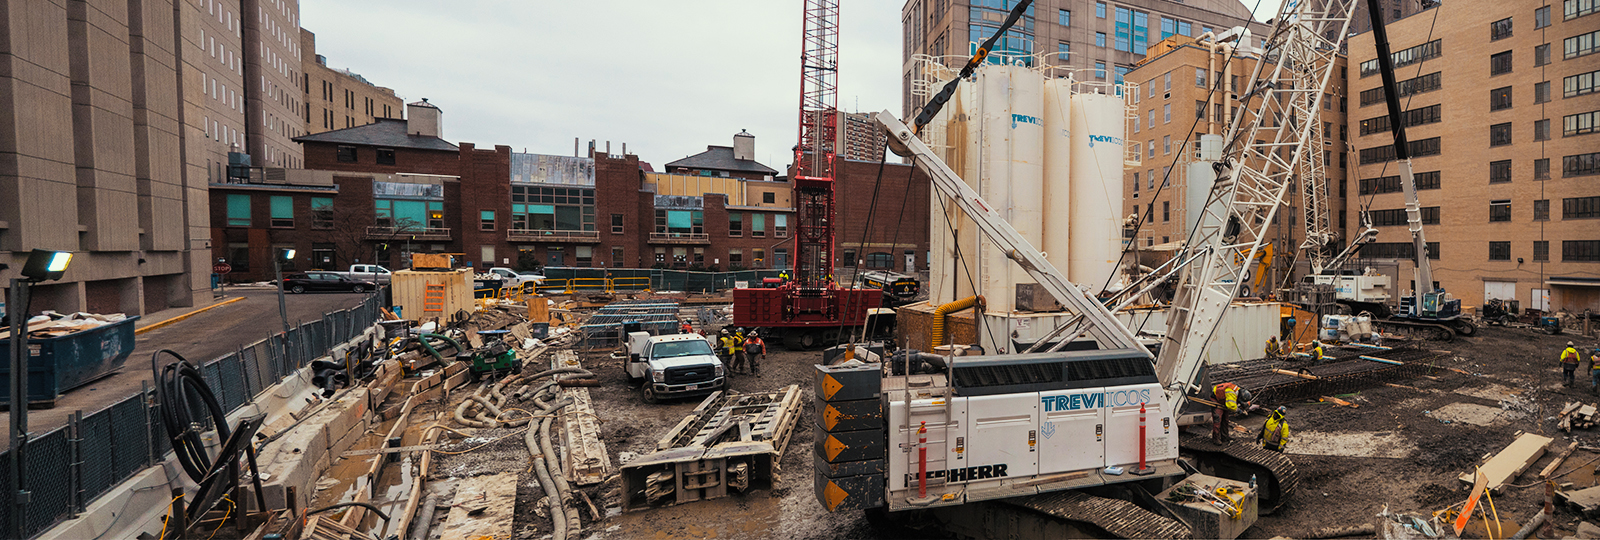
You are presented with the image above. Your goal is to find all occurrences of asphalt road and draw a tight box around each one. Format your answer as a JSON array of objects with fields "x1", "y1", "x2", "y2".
[{"x1": 1, "y1": 288, "x2": 373, "y2": 437}]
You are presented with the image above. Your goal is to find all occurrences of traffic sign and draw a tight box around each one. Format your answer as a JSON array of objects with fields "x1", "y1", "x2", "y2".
[{"x1": 213, "y1": 262, "x2": 232, "y2": 274}]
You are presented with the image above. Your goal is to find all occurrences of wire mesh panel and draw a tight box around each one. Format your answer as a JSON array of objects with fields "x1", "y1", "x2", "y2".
[
  {"x1": 0, "y1": 449, "x2": 10, "y2": 537},
  {"x1": 218, "y1": 354, "x2": 247, "y2": 411},
  {"x1": 240, "y1": 346, "x2": 262, "y2": 398},
  {"x1": 201, "y1": 360, "x2": 226, "y2": 410},
  {"x1": 107, "y1": 396, "x2": 150, "y2": 489},
  {"x1": 78, "y1": 409, "x2": 116, "y2": 504},
  {"x1": 24, "y1": 429, "x2": 72, "y2": 537},
  {"x1": 254, "y1": 338, "x2": 278, "y2": 382}
]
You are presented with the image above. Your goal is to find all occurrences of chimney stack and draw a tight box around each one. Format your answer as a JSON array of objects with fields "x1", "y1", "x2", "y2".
[
  {"x1": 733, "y1": 130, "x2": 755, "y2": 161},
  {"x1": 406, "y1": 98, "x2": 442, "y2": 139}
]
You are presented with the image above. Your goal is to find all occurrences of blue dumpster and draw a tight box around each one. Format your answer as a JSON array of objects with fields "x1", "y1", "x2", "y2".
[{"x1": 0, "y1": 316, "x2": 140, "y2": 406}]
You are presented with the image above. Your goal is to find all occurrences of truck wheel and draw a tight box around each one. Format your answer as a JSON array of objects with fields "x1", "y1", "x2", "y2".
[
  {"x1": 641, "y1": 383, "x2": 660, "y2": 404},
  {"x1": 290, "y1": 285, "x2": 306, "y2": 294}
]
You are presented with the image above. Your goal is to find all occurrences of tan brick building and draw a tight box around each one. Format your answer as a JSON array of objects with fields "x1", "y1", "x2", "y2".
[
  {"x1": 1347, "y1": 2, "x2": 1600, "y2": 313},
  {"x1": 1122, "y1": 36, "x2": 1351, "y2": 291},
  {"x1": 300, "y1": 29, "x2": 402, "y2": 136},
  {"x1": 243, "y1": 0, "x2": 305, "y2": 168}
]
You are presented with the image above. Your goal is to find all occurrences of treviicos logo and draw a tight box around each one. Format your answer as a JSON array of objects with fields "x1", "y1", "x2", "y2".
[
  {"x1": 1089, "y1": 134, "x2": 1124, "y2": 148},
  {"x1": 1011, "y1": 114, "x2": 1041, "y2": 128},
  {"x1": 1039, "y1": 388, "x2": 1152, "y2": 412}
]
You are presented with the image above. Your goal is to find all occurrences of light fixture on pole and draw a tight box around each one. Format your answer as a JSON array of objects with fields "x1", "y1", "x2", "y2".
[
  {"x1": 8, "y1": 249, "x2": 72, "y2": 540},
  {"x1": 275, "y1": 248, "x2": 296, "y2": 335}
]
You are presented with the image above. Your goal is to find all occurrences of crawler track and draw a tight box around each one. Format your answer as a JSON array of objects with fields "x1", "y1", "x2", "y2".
[
  {"x1": 1178, "y1": 432, "x2": 1300, "y2": 515},
  {"x1": 1003, "y1": 490, "x2": 1191, "y2": 539}
]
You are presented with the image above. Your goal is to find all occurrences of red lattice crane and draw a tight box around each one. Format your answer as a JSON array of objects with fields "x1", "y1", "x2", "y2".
[{"x1": 732, "y1": 0, "x2": 879, "y2": 350}]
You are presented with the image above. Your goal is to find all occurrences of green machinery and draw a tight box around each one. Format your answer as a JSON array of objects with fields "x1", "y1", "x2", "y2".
[{"x1": 460, "y1": 329, "x2": 521, "y2": 381}]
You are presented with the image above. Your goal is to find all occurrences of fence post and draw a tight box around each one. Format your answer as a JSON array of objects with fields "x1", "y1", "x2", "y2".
[
  {"x1": 141, "y1": 380, "x2": 156, "y2": 468},
  {"x1": 67, "y1": 410, "x2": 82, "y2": 517}
]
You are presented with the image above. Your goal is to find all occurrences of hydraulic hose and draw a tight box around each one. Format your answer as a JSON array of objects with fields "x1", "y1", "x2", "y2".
[
  {"x1": 151, "y1": 349, "x2": 232, "y2": 483},
  {"x1": 416, "y1": 332, "x2": 464, "y2": 362},
  {"x1": 304, "y1": 501, "x2": 391, "y2": 521}
]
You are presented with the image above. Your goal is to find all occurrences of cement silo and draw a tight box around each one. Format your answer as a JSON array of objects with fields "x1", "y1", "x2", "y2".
[
  {"x1": 1041, "y1": 77, "x2": 1075, "y2": 280},
  {"x1": 1067, "y1": 92, "x2": 1127, "y2": 291},
  {"x1": 1186, "y1": 134, "x2": 1226, "y2": 240},
  {"x1": 972, "y1": 64, "x2": 1045, "y2": 313}
]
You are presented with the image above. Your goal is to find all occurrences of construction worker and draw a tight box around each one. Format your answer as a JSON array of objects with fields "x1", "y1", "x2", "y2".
[
  {"x1": 743, "y1": 331, "x2": 767, "y2": 376},
  {"x1": 1211, "y1": 382, "x2": 1261, "y2": 445},
  {"x1": 1310, "y1": 341, "x2": 1326, "y2": 365},
  {"x1": 1265, "y1": 336, "x2": 1282, "y2": 360},
  {"x1": 725, "y1": 330, "x2": 747, "y2": 374},
  {"x1": 718, "y1": 329, "x2": 736, "y2": 365},
  {"x1": 1585, "y1": 344, "x2": 1600, "y2": 393},
  {"x1": 1257, "y1": 406, "x2": 1290, "y2": 452},
  {"x1": 1563, "y1": 341, "x2": 1582, "y2": 387}
]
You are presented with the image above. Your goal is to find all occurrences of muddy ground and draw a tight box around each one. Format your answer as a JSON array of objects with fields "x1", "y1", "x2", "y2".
[{"x1": 424, "y1": 305, "x2": 1600, "y2": 539}]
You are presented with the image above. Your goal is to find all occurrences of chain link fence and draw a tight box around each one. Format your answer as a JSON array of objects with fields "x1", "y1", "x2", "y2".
[{"x1": 0, "y1": 293, "x2": 384, "y2": 538}]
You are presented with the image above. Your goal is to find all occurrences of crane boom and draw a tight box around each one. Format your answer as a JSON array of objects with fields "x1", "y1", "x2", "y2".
[
  {"x1": 1155, "y1": 0, "x2": 1358, "y2": 402},
  {"x1": 1365, "y1": 0, "x2": 1433, "y2": 297}
]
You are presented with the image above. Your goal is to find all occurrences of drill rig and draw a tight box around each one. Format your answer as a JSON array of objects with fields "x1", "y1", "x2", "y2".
[
  {"x1": 812, "y1": 0, "x2": 1358, "y2": 535},
  {"x1": 732, "y1": 0, "x2": 880, "y2": 350}
]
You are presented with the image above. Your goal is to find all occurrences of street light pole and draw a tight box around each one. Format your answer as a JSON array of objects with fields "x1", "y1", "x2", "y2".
[
  {"x1": 275, "y1": 249, "x2": 293, "y2": 335},
  {"x1": 8, "y1": 278, "x2": 31, "y2": 540}
]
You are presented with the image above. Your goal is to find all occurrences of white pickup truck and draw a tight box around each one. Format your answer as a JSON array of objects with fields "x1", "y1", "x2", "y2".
[
  {"x1": 331, "y1": 264, "x2": 391, "y2": 284},
  {"x1": 484, "y1": 267, "x2": 544, "y2": 291},
  {"x1": 623, "y1": 332, "x2": 725, "y2": 403}
]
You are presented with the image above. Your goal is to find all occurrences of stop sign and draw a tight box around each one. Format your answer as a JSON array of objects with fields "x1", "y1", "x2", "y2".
[{"x1": 213, "y1": 262, "x2": 232, "y2": 274}]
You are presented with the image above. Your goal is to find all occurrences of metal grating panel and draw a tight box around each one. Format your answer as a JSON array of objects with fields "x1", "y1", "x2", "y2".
[
  {"x1": 241, "y1": 346, "x2": 264, "y2": 398},
  {"x1": 1066, "y1": 356, "x2": 1155, "y2": 382},
  {"x1": 219, "y1": 354, "x2": 247, "y2": 411},
  {"x1": 79, "y1": 410, "x2": 115, "y2": 503},
  {"x1": 24, "y1": 429, "x2": 72, "y2": 537},
  {"x1": 108, "y1": 397, "x2": 150, "y2": 487},
  {"x1": 954, "y1": 362, "x2": 1065, "y2": 388}
]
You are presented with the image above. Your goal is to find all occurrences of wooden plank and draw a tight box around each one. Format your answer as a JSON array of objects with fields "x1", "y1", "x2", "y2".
[
  {"x1": 437, "y1": 472, "x2": 517, "y2": 540},
  {"x1": 1461, "y1": 433, "x2": 1555, "y2": 492},
  {"x1": 550, "y1": 349, "x2": 613, "y2": 486},
  {"x1": 1540, "y1": 442, "x2": 1579, "y2": 479}
]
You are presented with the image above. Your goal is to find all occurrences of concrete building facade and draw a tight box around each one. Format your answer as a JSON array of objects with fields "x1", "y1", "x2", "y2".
[
  {"x1": 300, "y1": 29, "x2": 401, "y2": 136},
  {"x1": 242, "y1": 0, "x2": 304, "y2": 168},
  {"x1": 1122, "y1": 36, "x2": 1351, "y2": 292},
  {"x1": 1347, "y1": 1, "x2": 1600, "y2": 312},
  {"x1": 900, "y1": 0, "x2": 1268, "y2": 120}
]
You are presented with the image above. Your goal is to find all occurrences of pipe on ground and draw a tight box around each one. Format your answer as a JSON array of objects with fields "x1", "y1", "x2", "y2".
[
  {"x1": 408, "y1": 493, "x2": 439, "y2": 540},
  {"x1": 931, "y1": 295, "x2": 984, "y2": 348}
]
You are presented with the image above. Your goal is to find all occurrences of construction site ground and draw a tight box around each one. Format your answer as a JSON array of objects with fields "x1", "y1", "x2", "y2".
[{"x1": 419, "y1": 300, "x2": 1600, "y2": 539}]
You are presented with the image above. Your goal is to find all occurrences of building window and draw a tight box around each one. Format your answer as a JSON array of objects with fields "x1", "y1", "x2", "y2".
[
  {"x1": 1491, "y1": 17, "x2": 1513, "y2": 41},
  {"x1": 376, "y1": 148, "x2": 395, "y2": 165},
  {"x1": 611, "y1": 214, "x2": 624, "y2": 234},
  {"x1": 1534, "y1": 241, "x2": 1550, "y2": 261},
  {"x1": 1565, "y1": 195, "x2": 1600, "y2": 219},
  {"x1": 1490, "y1": 199, "x2": 1512, "y2": 221},
  {"x1": 1162, "y1": 201, "x2": 1169, "y2": 222},
  {"x1": 336, "y1": 145, "x2": 356, "y2": 162},
  {"x1": 1536, "y1": 119, "x2": 1551, "y2": 141},
  {"x1": 1568, "y1": 70, "x2": 1600, "y2": 97},
  {"x1": 1491, "y1": 51, "x2": 1513, "y2": 75},
  {"x1": 1564, "y1": 111, "x2": 1599, "y2": 136},
  {"x1": 653, "y1": 209, "x2": 704, "y2": 236},
  {"x1": 1491, "y1": 123, "x2": 1513, "y2": 146},
  {"x1": 1360, "y1": 242, "x2": 1440, "y2": 260},
  {"x1": 1163, "y1": 103, "x2": 1171, "y2": 123},
  {"x1": 227, "y1": 242, "x2": 250, "y2": 272},
  {"x1": 728, "y1": 213, "x2": 742, "y2": 237},
  {"x1": 1059, "y1": 9, "x2": 1070, "y2": 26},
  {"x1": 1163, "y1": 135, "x2": 1171, "y2": 155},
  {"x1": 751, "y1": 213, "x2": 765, "y2": 238},
  {"x1": 311, "y1": 197, "x2": 333, "y2": 229},
  {"x1": 1358, "y1": 39, "x2": 1442, "y2": 77},
  {"x1": 1370, "y1": 207, "x2": 1441, "y2": 226},
  {"x1": 1489, "y1": 241, "x2": 1512, "y2": 260},
  {"x1": 1359, "y1": 137, "x2": 1441, "y2": 164},
  {"x1": 728, "y1": 249, "x2": 743, "y2": 268},
  {"x1": 1491, "y1": 160, "x2": 1513, "y2": 183},
  {"x1": 842, "y1": 248, "x2": 856, "y2": 266},
  {"x1": 1535, "y1": 199, "x2": 1550, "y2": 220},
  {"x1": 1096, "y1": 32, "x2": 1106, "y2": 47},
  {"x1": 1536, "y1": 158, "x2": 1552, "y2": 179},
  {"x1": 269, "y1": 195, "x2": 293, "y2": 228},
  {"x1": 611, "y1": 246, "x2": 624, "y2": 267},
  {"x1": 1095, "y1": 61, "x2": 1106, "y2": 80},
  {"x1": 1359, "y1": 72, "x2": 1441, "y2": 106},
  {"x1": 480, "y1": 210, "x2": 495, "y2": 231},
  {"x1": 1359, "y1": 104, "x2": 1442, "y2": 135},
  {"x1": 1572, "y1": 0, "x2": 1599, "y2": 19},
  {"x1": 1537, "y1": 6, "x2": 1551, "y2": 28},
  {"x1": 1096, "y1": 1, "x2": 1105, "y2": 18},
  {"x1": 1534, "y1": 82, "x2": 1551, "y2": 104},
  {"x1": 312, "y1": 243, "x2": 335, "y2": 269},
  {"x1": 1565, "y1": 30, "x2": 1599, "y2": 59},
  {"x1": 510, "y1": 185, "x2": 595, "y2": 231},
  {"x1": 575, "y1": 246, "x2": 592, "y2": 267},
  {"x1": 1490, "y1": 86, "x2": 1513, "y2": 110},
  {"x1": 775, "y1": 214, "x2": 788, "y2": 238},
  {"x1": 865, "y1": 252, "x2": 893, "y2": 269},
  {"x1": 1195, "y1": 67, "x2": 1206, "y2": 87},
  {"x1": 762, "y1": 192, "x2": 776, "y2": 204},
  {"x1": 226, "y1": 193, "x2": 251, "y2": 227},
  {"x1": 1195, "y1": 100, "x2": 1205, "y2": 119},
  {"x1": 480, "y1": 245, "x2": 494, "y2": 264},
  {"x1": 1563, "y1": 240, "x2": 1600, "y2": 262},
  {"x1": 1537, "y1": 44, "x2": 1552, "y2": 66},
  {"x1": 1567, "y1": 152, "x2": 1600, "y2": 177}
]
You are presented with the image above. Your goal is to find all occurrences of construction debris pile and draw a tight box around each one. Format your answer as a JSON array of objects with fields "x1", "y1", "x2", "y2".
[{"x1": 11, "y1": 310, "x2": 129, "y2": 337}]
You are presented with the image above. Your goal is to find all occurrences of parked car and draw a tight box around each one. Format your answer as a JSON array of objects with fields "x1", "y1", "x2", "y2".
[
  {"x1": 486, "y1": 267, "x2": 544, "y2": 291},
  {"x1": 330, "y1": 264, "x2": 391, "y2": 284},
  {"x1": 282, "y1": 272, "x2": 376, "y2": 294}
]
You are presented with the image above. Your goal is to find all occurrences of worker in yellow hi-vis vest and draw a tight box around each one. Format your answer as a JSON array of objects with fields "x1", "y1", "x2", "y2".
[{"x1": 1257, "y1": 406, "x2": 1290, "y2": 452}]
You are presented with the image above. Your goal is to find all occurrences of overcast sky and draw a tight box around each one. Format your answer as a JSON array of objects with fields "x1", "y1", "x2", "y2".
[{"x1": 301, "y1": 0, "x2": 1279, "y2": 170}]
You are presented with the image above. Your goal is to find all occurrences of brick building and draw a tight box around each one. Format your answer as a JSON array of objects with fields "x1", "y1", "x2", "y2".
[
  {"x1": 1122, "y1": 35, "x2": 1350, "y2": 290},
  {"x1": 301, "y1": 29, "x2": 403, "y2": 135},
  {"x1": 1346, "y1": 1, "x2": 1600, "y2": 312}
]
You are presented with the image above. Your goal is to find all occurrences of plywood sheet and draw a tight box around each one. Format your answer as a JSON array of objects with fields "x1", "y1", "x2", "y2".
[
  {"x1": 1460, "y1": 433, "x2": 1553, "y2": 491},
  {"x1": 437, "y1": 472, "x2": 517, "y2": 540}
]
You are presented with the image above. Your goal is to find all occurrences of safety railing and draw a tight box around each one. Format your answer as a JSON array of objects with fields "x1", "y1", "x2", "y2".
[
  {"x1": 506, "y1": 229, "x2": 600, "y2": 242},
  {"x1": 0, "y1": 294, "x2": 385, "y2": 539},
  {"x1": 364, "y1": 226, "x2": 452, "y2": 240}
]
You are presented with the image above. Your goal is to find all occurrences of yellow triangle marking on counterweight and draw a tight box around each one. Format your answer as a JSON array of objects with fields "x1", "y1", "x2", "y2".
[
  {"x1": 825, "y1": 434, "x2": 847, "y2": 461},
  {"x1": 824, "y1": 404, "x2": 842, "y2": 430},
  {"x1": 824, "y1": 480, "x2": 850, "y2": 511},
  {"x1": 822, "y1": 374, "x2": 843, "y2": 400}
]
